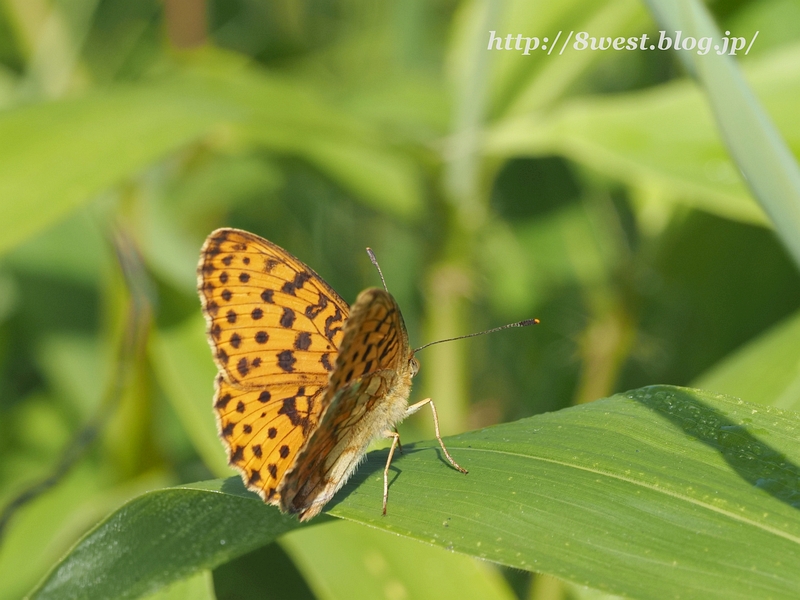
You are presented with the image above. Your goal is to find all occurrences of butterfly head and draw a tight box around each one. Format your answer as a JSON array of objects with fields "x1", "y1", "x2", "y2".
[{"x1": 408, "y1": 355, "x2": 420, "y2": 377}]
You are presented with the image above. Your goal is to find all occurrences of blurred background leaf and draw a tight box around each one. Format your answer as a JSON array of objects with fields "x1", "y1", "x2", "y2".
[{"x1": 0, "y1": 0, "x2": 798, "y2": 598}]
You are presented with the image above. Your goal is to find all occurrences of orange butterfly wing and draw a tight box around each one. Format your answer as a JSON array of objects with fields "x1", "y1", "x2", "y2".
[
  {"x1": 198, "y1": 228, "x2": 349, "y2": 503},
  {"x1": 279, "y1": 288, "x2": 415, "y2": 520}
]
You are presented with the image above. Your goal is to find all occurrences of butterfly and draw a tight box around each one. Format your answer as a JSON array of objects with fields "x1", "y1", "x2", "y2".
[{"x1": 197, "y1": 228, "x2": 468, "y2": 521}]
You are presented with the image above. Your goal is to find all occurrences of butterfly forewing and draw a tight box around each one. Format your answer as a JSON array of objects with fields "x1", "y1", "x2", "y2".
[
  {"x1": 198, "y1": 229, "x2": 348, "y2": 388},
  {"x1": 279, "y1": 288, "x2": 414, "y2": 520},
  {"x1": 198, "y1": 228, "x2": 351, "y2": 504}
]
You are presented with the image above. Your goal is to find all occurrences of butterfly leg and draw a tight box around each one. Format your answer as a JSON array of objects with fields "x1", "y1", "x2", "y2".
[
  {"x1": 382, "y1": 430, "x2": 402, "y2": 516},
  {"x1": 394, "y1": 427, "x2": 403, "y2": 454},
  {"x1": 405, "y1": 399, "x2": 468, "y2": 475}
]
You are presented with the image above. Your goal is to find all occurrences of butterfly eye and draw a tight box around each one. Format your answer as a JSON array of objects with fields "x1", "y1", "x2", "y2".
[{"x1": 409, "y1": 356, "x2": 420, "y2": 377}]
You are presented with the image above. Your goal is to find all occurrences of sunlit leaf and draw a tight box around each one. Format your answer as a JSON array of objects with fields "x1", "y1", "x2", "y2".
[
  {"x1": 140, "y1": 571, "x2": 215, "y2": 600},
  {"x1": 31, "y1": 386, "x2": 800, "y2": 600},
  {"x1": 487, "y1": 45, "x2": 800, "y2": 226},
  {"x1": 0, "y1": 50, "x2": 423, "y2": 257},
  {"x1": 643, "y1": 1, "x2": 800, "y2": 266},
  {"x1": 693, "y1": 308, "x2": 800, "y2": 411},
  {"x1": 149, "y1": 317, "x2": 234, "y2": 478},
  {"x1": 0, "y1": 83, "x2": 233, "y2": 256}
]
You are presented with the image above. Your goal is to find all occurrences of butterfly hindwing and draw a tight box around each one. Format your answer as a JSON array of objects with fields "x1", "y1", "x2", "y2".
[
  {"x1": 278, "y1": 288, "x2": 415, "y2": 520},
  {"x1": 214, "y1": 375, "x2": 325, "y2": 504}
]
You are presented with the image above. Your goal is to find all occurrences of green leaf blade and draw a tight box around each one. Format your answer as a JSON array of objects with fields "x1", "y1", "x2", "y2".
[
  {"x1": 331, "y1": 386, "x2": 800, "y2": 598},
  {"x1": 694, "y1": 308, "x2": 800, "y2": 411},
  {"x1": 644, "y1": 0, "x2": 800, "y2": 266},
  {"x1": 30, "y1": 386, "x2": 800, "y2": 600},
  {"x1": 29, "y1": 482, "x2": 302, "y2": 600}
]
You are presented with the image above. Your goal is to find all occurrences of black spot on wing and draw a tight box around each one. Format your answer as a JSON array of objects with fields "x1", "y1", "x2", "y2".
[
  {"x1": 278, "y1": 396, "x2": 303, "y2": 426},
  {"x1": 237, "y1": 358, "x2": 249, "y2": 377},
  {"x1": 215, "y1": 393, "x2": 232, "y2": 409},
  {"x1": 294, "y1": 332, "x2": 311, "y2": 350},
  {"x1": 325, "y1": 306, "x2": 343, "y2": 340},
  {"x1": 280, "y1": 307, "x2": 296, "y2": 328},
  {"x1": 305, "y1": 293, "x2": 329, "y2": 319},
  {"x1": 277, "y1": 350, "x2": 296, "y2": 372},
  {"x1": 281, "y1": 271, "x2": 311, "y2": 295}
]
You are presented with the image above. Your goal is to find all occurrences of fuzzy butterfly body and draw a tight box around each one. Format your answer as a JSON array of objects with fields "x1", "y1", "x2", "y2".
[{"x1": 197, "y1": 228, "x2": 447, "y2": 520}]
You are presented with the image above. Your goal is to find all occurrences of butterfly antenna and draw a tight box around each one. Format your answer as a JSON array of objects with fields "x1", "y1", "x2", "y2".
[
  {"x1": 413, "y1": 319, "x2": 540, "y2": 354},
  {"x1": 366, "y1": 248, "x2": 389, "y2": 292}
]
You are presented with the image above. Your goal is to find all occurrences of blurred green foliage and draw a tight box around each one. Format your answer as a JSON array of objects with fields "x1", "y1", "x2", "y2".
[{"x1": 0, "y1": 0, "x2": 799, "y2": 598}]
